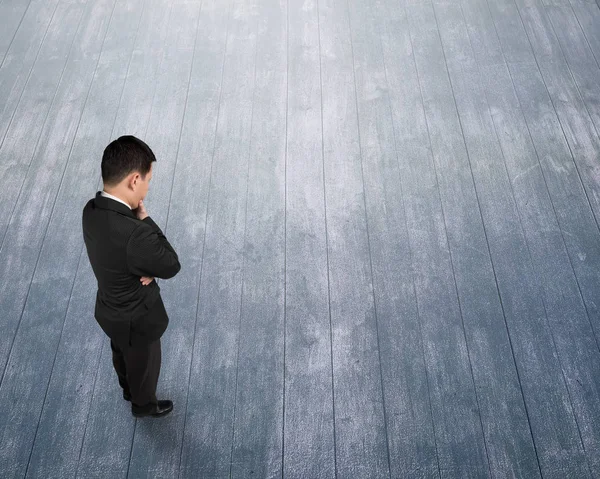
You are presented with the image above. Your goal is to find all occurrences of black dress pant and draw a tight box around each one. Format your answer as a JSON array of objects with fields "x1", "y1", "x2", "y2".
[{"x1": 110, "y1": 337, "x2": 161, "y2": 413}]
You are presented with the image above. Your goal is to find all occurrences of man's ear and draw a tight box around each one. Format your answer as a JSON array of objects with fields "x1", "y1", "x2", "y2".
[{"x1": 127, "y1": 172, "x2": 139, "y2": 190}]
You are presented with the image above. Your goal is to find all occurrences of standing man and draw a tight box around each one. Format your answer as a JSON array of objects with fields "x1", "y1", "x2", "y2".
[{"x1": 82, "y1": 135, "x2": 181, "y2": 418}]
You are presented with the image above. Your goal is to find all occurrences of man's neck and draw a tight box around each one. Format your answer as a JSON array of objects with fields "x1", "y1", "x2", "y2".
[{"x1": 102, "y1": 189, "x2": 132, "y2": 209}]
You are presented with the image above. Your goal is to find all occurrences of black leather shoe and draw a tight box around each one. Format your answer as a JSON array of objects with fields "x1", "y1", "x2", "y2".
[
  {"x1": 123, "y1": 391, "x2": 131, "y2": 401},
  {"x1": 132, "y1": 400, "x2": 173, "y2": 418}
]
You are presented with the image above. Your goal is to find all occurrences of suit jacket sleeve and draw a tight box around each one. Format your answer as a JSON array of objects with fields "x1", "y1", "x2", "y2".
[{"x1": 126, "y1": 216, "x2": 181, "y2": 279}]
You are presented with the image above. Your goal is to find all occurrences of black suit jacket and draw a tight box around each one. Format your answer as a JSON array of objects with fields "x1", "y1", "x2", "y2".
[{"x1": 82, "y1": 191, "x2": 181, "y2": 347}]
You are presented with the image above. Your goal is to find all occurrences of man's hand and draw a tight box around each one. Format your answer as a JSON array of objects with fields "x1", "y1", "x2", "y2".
[
  {"x1": 135, "y1": 201, "x2": 151, "y2": 286},
  {"x1": 134, "y1": 200, "x2": 149, "y2": 220}
]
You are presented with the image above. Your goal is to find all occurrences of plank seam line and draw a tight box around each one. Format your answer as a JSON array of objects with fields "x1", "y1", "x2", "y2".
[
  {"x1": 378, "y1": 0, "x2": 441, "y2": 476},
  {"x1": 0, "y1": 0, "x2": 35, "y2": 69},
  {"x1": 457, "y1": 0, "x2": 544, "y2": 474},
  {"x1": 402, "y1": 3, "x2": 443, "y2": 476},
  {"x1": 346, "y1": 0, "x2": 392, "y2": 475},
  {"x1": 281, "y1": 0, "x2": 289, "y2": 475},
  {"x1": 157, "y1": 0, "x2": 202, "y2": 474},
  {"x1": 177, "y1": 0, "x2": 233, "y2": 475},
  {"x1": 565, "y1": 2, "x2": 600, "y2": 70},
  {"x1": 427, "y1": 3, "x2": 492, "y2": 476},
  {"x1": 316, "y1": 0, "x2": 338, "y2": 475},
  {"x1": 228, "y1": 2, "x2": 260, "y2": 476}
]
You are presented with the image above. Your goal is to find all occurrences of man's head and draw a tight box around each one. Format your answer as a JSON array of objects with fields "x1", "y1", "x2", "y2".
[{"x1": 101, "y1": 135, "x2": 155, "y2": 209}]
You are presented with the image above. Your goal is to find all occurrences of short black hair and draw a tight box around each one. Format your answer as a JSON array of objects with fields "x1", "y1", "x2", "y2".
[{"x1": 101, "y1": 135, "x2": 156, "y2": 187}]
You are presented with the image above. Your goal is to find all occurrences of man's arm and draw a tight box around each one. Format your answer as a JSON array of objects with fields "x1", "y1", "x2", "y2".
[{"x1": 126, "y1": 216, "x2": 181, "y2": 279}]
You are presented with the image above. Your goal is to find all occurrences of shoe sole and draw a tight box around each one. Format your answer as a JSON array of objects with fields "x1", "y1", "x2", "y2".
[{"x1": 132, "y1": 406, "x2": 173, "y2": 418}]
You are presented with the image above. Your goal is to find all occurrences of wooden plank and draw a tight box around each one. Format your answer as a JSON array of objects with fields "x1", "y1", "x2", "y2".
[
  {"x1": 460, "y1": 0, "x2": 504, "y2": 67},
  {"x1": 407, "y1": 2, "x2": 519, "y2": 477},
  {"x1": 148, "y1": 0, "x2": 230, "y2": 475},
  {"x1": 0, "y1": 0, "x2": 34, "y2": 64},
  {"x1": 523, "y1": 1, "x2": 600, "y2": 327},
  {"x1": 0, "y1": 0, "x2": 87, "y2": 243},
  {"x1": 0, "y1": 0, "x2": 119, "y2": 476},
  {"x1": 507, "y1": 59, "x2": 600, "y2": 389},
  {"x1": 466, "y1": 1, "x2": 597, "y2": 476},
  {"x1": 125, "y1": 1, "x2": 201, "y2": 476},
  {"x1": 543, "y1": 5, "x2": 600, "y2": 144},
  {"x1": 545, "y1": 5, "x2": 597, "y2": 66},
  {"x1": 471, "y1": 0, "x2": 600, "y2": 335},
  {"x1": 568, "y1": 0, "x2": 600, "y2": 11},
  {"x1": 178, "y1": 0, "x2": 258, "y2": 475},
  {"x1": 511, "y1": 0, "x2": 600, "y2": 236},
  {"x1": 228, "y1": 0, "x2": 286, "y2": 477},
  {"x1": 513, "y1": 2, "x2": 562, "y2": 62},
  {"x1": 349, "y1": 0, "x2": 439, "y2": 476},
  {"x1": 284, "y1": 0, "x2": 336, "y2": 476},
  {"x1": 570, "y1": 61, "x2": 600, "y2": 142},
  {"x1": 569, "y1": 1, "x2": 600, "y2": 64},
  {"x1": 75, "y1": 0, "x2": 176, "y2": 476},
  {"x1": 318, "y1": 0, "x2": 390, "y2": 474},
  {"x1": 424, "y1": 2, "x2": 544, "y2": 476},
  {"x1": 538, "y1": 0, "x2": 570, "y2": 6},
  {"x1": 111, "y1": 1, "x2": 176, "y2": 138},
  {"x1": 513, "y1": 9, "x2": 600, "y2": 472},
  {"x1": 0, "y1": 0, "x2": 62, "y2": 141},
  {"x1": 512, "y1": 0, "x2": 600, "y2": 138},
  {"x1": 484, "y1": 0, "x2": 535, "y2": 64},
  {"x1": 475, "y1": 9, "x2": 600, "y2": 476},
  {"x1": 503, "y1": 62, "x2": 600, "y2": 477},
  {"x1": 22, "y1": 0, "x2": 146, "y2": 476}
]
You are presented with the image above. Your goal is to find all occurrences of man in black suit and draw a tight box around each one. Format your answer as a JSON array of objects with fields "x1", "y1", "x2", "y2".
[{"x1": 82, "y1": 135, "x2": 181, "y2": 418}]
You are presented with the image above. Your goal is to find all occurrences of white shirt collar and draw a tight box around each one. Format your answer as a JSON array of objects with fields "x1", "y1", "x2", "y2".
[{"x1": 101, "y1": 190, "x2": 132, "y2": 210}]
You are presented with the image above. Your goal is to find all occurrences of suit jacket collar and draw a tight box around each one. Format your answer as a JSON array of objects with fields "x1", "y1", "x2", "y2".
[{"x1": 93, "y1": 191, "x2": 136, "y2": 218}]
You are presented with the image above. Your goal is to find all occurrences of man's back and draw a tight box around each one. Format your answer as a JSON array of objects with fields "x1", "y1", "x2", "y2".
[{"x1": 82, "y1": 191, "x2": 180, "y2": 347}]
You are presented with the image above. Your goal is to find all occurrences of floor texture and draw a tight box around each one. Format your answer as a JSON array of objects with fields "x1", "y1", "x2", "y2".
[{"x1": 1, "y1": 0, "x2": 600, "y2": 477}]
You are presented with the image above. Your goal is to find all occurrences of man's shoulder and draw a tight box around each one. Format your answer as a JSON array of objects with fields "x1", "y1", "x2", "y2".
[
  {"x1": 82, "y1": 197, "x2": 94, "y2": 213},
  {"x1": 82, "y1": 199, "x2": 142, "y2": 233}
]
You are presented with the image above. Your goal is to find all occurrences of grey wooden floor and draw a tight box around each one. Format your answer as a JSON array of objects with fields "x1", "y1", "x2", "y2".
[{"x1": 1, "y1": 0, "x2": 600, "y2": 477}]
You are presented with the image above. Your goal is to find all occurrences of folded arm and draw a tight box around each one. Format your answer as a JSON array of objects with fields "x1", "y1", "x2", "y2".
[{"x1": 126, "y1": 216, "x2": 181, "y2": 279}]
